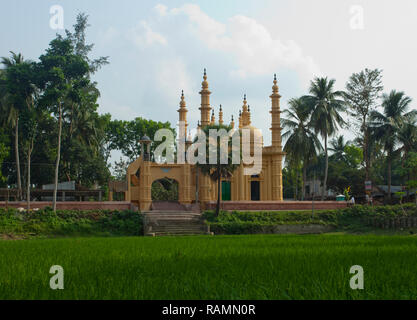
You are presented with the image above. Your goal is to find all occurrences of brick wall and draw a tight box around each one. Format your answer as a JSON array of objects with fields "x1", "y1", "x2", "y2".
[
  {"x1": 206, "y1": 201, "x2": 348, "y2": 211},
  {"x1": 0, "y1": 201, "x2": 138, "y2": 211}
]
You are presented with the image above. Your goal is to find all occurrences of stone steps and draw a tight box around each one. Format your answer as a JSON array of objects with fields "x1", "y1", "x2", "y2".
[{"x1": 143, "y1": 211, "x2": 209, "y2": 236}]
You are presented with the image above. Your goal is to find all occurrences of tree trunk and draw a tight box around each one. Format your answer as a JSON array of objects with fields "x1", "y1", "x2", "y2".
[
  {"x1": 216, "y1": 165, "x2": 221, "y2": 217},
  {"x1": 15, "y1": 117, "x2": 22, "y2": 201},
  {"x1": 26, "y1": 139, "x2": 33, "y2": 211},
  {"x1": 322, "y1": 134, "x2": 328, "y2": 201},
  {"x1": 53, "y1": 103, "x2": 63, "y2": 212},
  {"x1": 302, "y1": 165, "x2": 307, "y2": 201},
  {"x1": 363, "y1": 118, "x2": 370, "y2": 182},
  {"x1": 294, "y1": 169, "x2": 298, "y2": 200},
  {"x1": 387, "y1": 155, "x2": 392, "y2": 203}
]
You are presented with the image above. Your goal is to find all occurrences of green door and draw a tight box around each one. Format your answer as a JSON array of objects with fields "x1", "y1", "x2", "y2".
[{"x1": 221, "y1": 181, "x2": 231, "y2": 201}]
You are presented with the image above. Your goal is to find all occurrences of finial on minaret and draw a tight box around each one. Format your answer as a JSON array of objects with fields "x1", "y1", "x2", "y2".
[
  {"x1": 230, "y1": 115, "x2": 235, "y2": 129},
  {"x1": 272, "y1": 74, "x2": 279, "y2": 94},
  {"x1": 199, "y1": 68, "x2": 212, "y2": 127},
  {"x1": 211, "y1": 108, "x2": 215, "y2": 125},
  {"x1": 219, "y1": 104, "x2": 224, "y2": 125}
]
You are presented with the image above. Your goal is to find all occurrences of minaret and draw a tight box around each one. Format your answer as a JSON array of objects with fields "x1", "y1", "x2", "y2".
[
  {"x1": 238, "y1": 110, "x2": 242, "y2": 129},
  {"x1": 241, "y1": 94, "x2": 249, "y2": 127},
  {"x1": 247, "y1": 105, "x2": 251, "y2": 126},
  {"x1": 269, "y1": 74, "x2": 284, "y2": 201},
  {"x1": 199, "y1": 68, "x2": 212, "y2": 127},
  {"x1": 270, "y1": 74, "x2": 282, "y2": 150},
  {"x1": 210, "y1": 109, "x2": 215, "y2": 125},
  {"x1": 218, "y1": 105, "x2": 224, "y2": 125},
  {"x1": 230, "y1": 115, "x2": 235, "y2": 129},
  {"x1": 177, "y1": 90, "x2": 188, "y2": 138}
]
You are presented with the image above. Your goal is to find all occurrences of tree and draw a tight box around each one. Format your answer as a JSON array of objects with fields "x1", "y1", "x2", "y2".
[
  {"x1": 303, "y1": 77, "x2": 346, "y2": 200},
  {"x1": 344, "y1": 69, "x2": 383, "y2": 185},
  {"x1": 282, "y1": 97, "x2": 322, "y2": 200},
  {"x1": 0, "y1": 52, "x2": 26, "y2": 199},
  {"x1": 195, "y1": 124, "x2": 241, "y2": 216},
  {"x1": 105, "y1": 117, "x2": 175, "y2": 162},
  {"x1": 38, "y1": 36, "x2": 90, "y2": 211},
  {"x1": 329, "y1": 135, "x2": 349, "y2": 163},
  {"x1": 370, "y1": 90, "x2": 416, "y2": 202}
]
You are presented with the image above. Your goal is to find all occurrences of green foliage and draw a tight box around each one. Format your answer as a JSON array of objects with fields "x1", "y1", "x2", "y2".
[
  {"x1": 203, "y1": 204, "x2": 417, "y2": 235},
  {"x1": 0, "y1": 208, "x2": 143, "y2": 237},
  {"x1": 2, "y1": 234, "x2": 417, "y2": 299},
  {"x1": 151, "y1": 178, "x2": 178, "y2": 201},
  {"x1": 105, "y1": 117, "x2": 175, "y2": 162}
]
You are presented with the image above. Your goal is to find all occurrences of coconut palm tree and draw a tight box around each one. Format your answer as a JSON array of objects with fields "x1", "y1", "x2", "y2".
[
  {"x1": 370, "y1": 90, "x2": 416, "y2": 202},
  {"x1": 195, "y1": 124, "x2": 241, "y2": 217},
  {"x1": 303, "y1": 77, "x2": 346, "y2": 200},
  {"x1": 282, "y1": 97, "x2": 322, "y2": 200},
  {"x1": 329, "y1": 135, "x2": 349, "y2": 162},
  {"x1": 0, "y1": 52, "x2": 26, "y2": 200}
]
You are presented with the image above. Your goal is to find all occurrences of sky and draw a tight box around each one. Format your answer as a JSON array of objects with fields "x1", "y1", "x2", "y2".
[{"x1": 1, "y1": 0, "x2": 417, "y2": 164}]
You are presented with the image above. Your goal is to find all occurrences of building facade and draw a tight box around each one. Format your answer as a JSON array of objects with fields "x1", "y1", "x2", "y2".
[{"x1": 125, "y1": 71, "x2": 285, "y2": 211}]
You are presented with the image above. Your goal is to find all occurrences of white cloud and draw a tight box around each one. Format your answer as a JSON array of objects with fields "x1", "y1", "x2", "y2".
[
  {"x1": 129, "y1": 20, "x2": 167, "y2": 48},
  {"x1": 153, "y1": 3, "x2": 320, "y2": 81},
  {"x1": 154, "y1": 4, "x2": 168, "y2": 16},
  {"x1": 155, "y1": 58, "x2": 194, "y2": 102}
]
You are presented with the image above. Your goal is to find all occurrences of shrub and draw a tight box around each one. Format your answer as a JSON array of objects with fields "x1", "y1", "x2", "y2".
[{"x1": 0, "y1": 208, "x2": 143, "y2": 237}]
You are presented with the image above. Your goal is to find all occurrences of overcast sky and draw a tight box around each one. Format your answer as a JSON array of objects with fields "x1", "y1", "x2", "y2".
[{"x1": 1, "y1": 0, "x2": 416, "y2": 163}]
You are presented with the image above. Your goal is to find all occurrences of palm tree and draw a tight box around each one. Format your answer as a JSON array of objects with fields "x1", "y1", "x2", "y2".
[
  {"x1": 329, "y1": 135, "x2": 349, "y2": 162},
  {"x1": 282, "y1": 98, "x2": 322, "y2": 200},
  {"x1": 370, "y1": 90, "x2": 416, "y2": 202},
  {"x1": 1, "y1": 52, "x2": 26, "y2": 200},
  {"x1": 195, "y1": 124, "x2": 241, "y2": 217},
  {"x1": 303, "y1": 77, "x2": 346, "y2": 200},
  {"x1": 397, "y1": 118, "x2": 417, "y2": 197}
]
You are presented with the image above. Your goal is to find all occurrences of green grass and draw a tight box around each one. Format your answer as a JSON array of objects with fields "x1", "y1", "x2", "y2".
[{"x1": 1, "y1": 234, "x2": 417, "y2": 299}]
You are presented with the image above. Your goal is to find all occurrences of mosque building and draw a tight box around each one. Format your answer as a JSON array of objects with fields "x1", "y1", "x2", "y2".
[{"x1": 124, "y1": 70, "x2": 285, "y2": 211}]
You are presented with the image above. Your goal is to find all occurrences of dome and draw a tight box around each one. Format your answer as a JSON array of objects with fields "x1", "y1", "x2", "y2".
[{"x1": 141, "y1": 135, "x2": 151, "y2": 141}]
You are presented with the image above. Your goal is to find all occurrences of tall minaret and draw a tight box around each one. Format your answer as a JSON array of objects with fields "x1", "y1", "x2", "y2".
[
  {"x1": 270, "y1": 74, "x2": 284, "y2": 201},
  {"x1": 177, "y1": 90, "x2": 188, "y2": 138},
  {"x1": 238, "y1": 110, "x2": 242, "y2": 129},
  {"x1": 199, "y1": 69, "x2": 212, "y2": 127},
  {"x1": 230, "y1": 115, "x2": 235, "y2": 129},
  {"x1": 241, "y1": 94, "x2": 250, "y2": 127},
  {"x1": 218, "y1": 105, "x2": 224, "y2": 125},
  {"x1": 270, "y1": 74, "x2": 282, "y2": 150}
]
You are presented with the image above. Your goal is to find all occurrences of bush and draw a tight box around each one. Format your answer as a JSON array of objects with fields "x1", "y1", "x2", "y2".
[
  {"x1": 203, "y1": 204, "x2": 417, "y2": 234},
  {"x1": 0, "y1": 208, "x2": 143, "y2": 237}
]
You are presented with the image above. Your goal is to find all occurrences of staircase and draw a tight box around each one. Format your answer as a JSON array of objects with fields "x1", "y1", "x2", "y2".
[{"x1": 143, "y1": 211, "x2": 209, "y2": 236}]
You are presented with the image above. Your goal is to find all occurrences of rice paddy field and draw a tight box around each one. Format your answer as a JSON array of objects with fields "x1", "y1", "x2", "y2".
[{"x1": 1, "y1": 234, "x2": 417, "y2": 300}]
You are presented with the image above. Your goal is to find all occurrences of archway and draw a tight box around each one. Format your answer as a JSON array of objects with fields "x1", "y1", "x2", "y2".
[{"x1": 152, "y1": 178, "x2": 179, "y2": 201}]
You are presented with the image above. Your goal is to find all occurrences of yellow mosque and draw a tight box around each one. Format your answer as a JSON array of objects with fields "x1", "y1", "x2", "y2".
[{"x1": 125, "y1": 70, "x2": 285, "y2": 211}]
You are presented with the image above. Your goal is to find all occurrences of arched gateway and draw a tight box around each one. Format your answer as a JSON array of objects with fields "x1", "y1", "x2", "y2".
[{"x1": 125, "y1": 71, "x2": 285, "y2": 211}]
